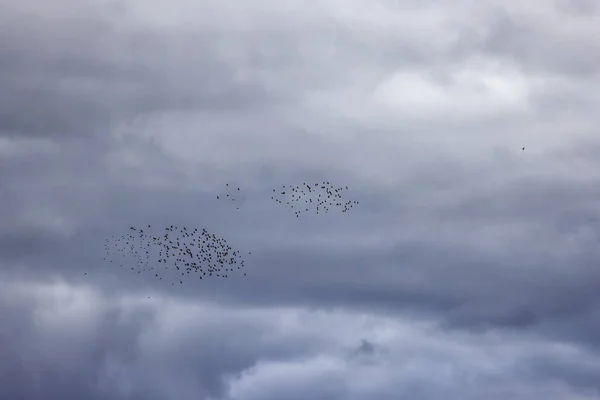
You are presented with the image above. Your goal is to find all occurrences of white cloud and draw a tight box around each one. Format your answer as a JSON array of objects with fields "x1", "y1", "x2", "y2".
[{"x1": 372, "y1": 56, "x2": 533, "y2": 120}]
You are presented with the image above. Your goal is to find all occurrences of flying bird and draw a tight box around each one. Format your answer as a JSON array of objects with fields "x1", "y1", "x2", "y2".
[
  {"x1": 103, "y1": 225, "x2": 250, "y2": 285},
  {"x1": 269, "y1": 181, "x2": 359, "y2": 217},
  {"x1": 216, "y1": 183, "x2": 248, "y2": 210}
]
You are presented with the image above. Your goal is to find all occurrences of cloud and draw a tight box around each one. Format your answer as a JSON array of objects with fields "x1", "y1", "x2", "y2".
[
  {"x1": 1, "y1": 280, "x2": 599, "y2": 400},
  {"x1": 2, "y1": 0, "x2": 600, "y2": 398}
]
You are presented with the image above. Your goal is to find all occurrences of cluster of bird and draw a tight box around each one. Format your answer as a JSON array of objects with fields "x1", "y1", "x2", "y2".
[
  {"x1": 216, "y1": 183, "x2": 246, "y2": 209},
  {"x1": 270, "y1": 182, "x2": 359, "y2": 217},
  {"x1": 102, "y1": 181, "x2": 360, "y2": 284},
  {"x1": 215, "y1": 181, "x2": 360, "y2": 217},
  {"x1": 100, "y1": 149, "x2": 528, "y2": 285},
  {"x1": 103, "y1": 224, "x2": 249, "y2": 284}
]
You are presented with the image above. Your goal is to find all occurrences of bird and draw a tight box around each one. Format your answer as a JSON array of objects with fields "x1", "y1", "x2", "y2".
[
  {"x1": 269, "y1": 181, "x2": 359, "y2": 217},
  {"x1": 103, "y1": 224, "x2": 250, "y2": 285},
  {"x1": 216, "y1": 183, "x2": 247, "y2": 209}
]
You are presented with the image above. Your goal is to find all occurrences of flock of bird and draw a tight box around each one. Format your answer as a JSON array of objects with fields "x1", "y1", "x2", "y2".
[
  {"x1": 103, "y1": 224, "x2": 249, "y2": 284},
  {"x1": 270, "y1": 181, "x2": 359, "y2": 217},
  {"x1": 102, "y1": 181, "x2": 360, "y2": 284},
  {"x1": 99, "y1": 145, "x2": 530, "y2": 284},
  {"x1": 215, "y1": 182, "x2": 359, "y2": 216}
]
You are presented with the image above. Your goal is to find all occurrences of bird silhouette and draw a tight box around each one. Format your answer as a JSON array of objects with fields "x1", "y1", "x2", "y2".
[
  {"x1": 269, "y1": 181, "x2": 359, "y2": 217},
  {"x1": 216, "y1": 183, "x2": 247, "y2": 210},
  {"x1": 104, "y1": 225, "x2": 250, "y2": 284}
]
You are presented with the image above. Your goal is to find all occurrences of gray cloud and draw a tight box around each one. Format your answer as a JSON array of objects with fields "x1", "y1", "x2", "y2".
[
  {"x1": 2, "y1": 283, "x2": 599, "y2": 400},
  {"x1": 2, "y1": 0, "x2": 600, "y2": 398},
  {"x1": 0, "y1": 1, "x2": 289, "y2": 141}
]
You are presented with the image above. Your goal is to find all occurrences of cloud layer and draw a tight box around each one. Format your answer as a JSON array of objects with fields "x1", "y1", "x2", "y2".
[{"x1": 2, "y1": 0, "x2": 600, "y2": 398}]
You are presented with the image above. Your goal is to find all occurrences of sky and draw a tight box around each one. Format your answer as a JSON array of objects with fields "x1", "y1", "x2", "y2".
[{"x1": 1, "y1": 0, "x2": 600, "y2": 399}]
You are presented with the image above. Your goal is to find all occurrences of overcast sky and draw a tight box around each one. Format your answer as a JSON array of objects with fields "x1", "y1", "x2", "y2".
[{"x1": 2, "y1": 0, "x2": 600, "y2": 399}]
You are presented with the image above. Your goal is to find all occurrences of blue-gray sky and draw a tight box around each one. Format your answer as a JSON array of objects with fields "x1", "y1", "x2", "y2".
[{"x1": 1, "y1": 1, "x2": 600, "y2": 399}]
